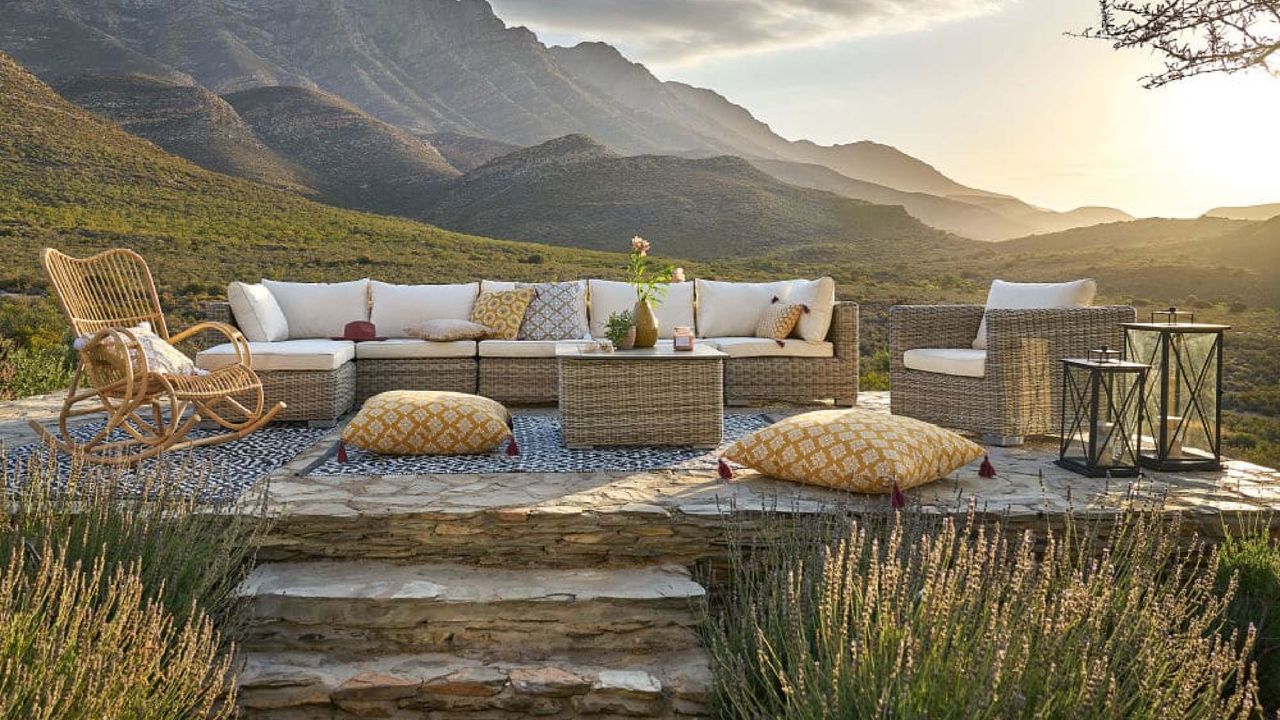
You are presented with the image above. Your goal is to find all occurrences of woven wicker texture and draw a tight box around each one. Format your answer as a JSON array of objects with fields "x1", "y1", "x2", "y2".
[
  {"x1": 890, "y1": 304, "x2": 1136, "y2": 439},
  {"x1": 558, "y1": 353, "x2": 724, "y2": 447},
  {"x1": 726, "y1": 301, "x2": 858, "y2": 406},
  {"x1": 356, "y1": 358, "x2": 478, "y2": 403}
]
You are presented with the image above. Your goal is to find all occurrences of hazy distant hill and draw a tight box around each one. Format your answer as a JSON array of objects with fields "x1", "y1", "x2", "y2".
[
  {"x1": 1204, "y1": 203, "x2": 1280, "y2": 222},
  {"x1": 421, "y1": 132, "x2": 522, "y2": 173},
  {"x1": 0, "y1": 0, "x2": 1128, "y2": 239},
  {"x1": 424, "y1": 134, "x2": 974, "y2": 259},
  {"x1": 223, "y1": 86, "x2": 459, "y2": 217},
  {"x1": 55, "y1": 74, "x2": 312, "y2": 192}
]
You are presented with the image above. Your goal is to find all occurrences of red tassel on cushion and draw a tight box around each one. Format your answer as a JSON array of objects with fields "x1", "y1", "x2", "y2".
[
  {"x1": 336, "y1": 440, "x2": 348, "y2": 463},
  {"x1": 890, "y1": 480, "x2": 906, "y2": 509},
  {"x1": 774, "y1": 339, "x2": 786, "y2": 347},
  {"x1": 771, "y1": 295, "x2": 781, "y2": 304},
  {"x1": 506, "y1": 436, "x2": 519, "y2": 456},
  {"x1": 718, "y1": 458, "x2": 735, "y2": 480},
  {"x1": 979, "y1": 454, "x2": 996, "y2": 478},
  {"x1": 801, "y1": 304, "x2": 811, "y2": 313}
]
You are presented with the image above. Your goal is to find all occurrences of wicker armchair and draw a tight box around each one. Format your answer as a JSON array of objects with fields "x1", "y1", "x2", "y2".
[
  {"x1": 890, "y1": 304, "x2": 1135, "y2": 444},
  {"x1": 30, "y1": 248, "x2": 283, "y2": 465}
]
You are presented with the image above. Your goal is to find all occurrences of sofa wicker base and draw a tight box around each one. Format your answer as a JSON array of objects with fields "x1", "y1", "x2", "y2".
[
  {"x1": 355, "y1": 358, "x2": 478, "y2": 403},
  {"x1": 257, "y1": 363, "x2": 356, "y2": 425},
  {"x1": 479, "y1": 358, "x2": 558, "y2": 405},
  {"x1": 725, "y1": 356, "x2": 858, "y2": 407}
]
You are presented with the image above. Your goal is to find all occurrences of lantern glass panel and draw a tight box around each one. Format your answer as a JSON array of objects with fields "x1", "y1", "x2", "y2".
[
  {"x1": 1058, "y1": 360, "x2": 1145, "y2": 477},
  {"x1": 1124, "y1": 324, "x2": 1226, "y2": 470}
]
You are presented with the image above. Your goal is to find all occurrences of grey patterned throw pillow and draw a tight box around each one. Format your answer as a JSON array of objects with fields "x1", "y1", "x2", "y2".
[{"x1": 517, "y1": 281, "x2": 588, "y2": 340}]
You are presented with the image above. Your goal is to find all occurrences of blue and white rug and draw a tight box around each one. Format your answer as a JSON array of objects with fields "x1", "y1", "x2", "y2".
[
  {"x1": 3, "y1": 424, "x2": 329, "y2": 502},
  {"x1": 308, "y1": 413, "x2": 772, "y2": 476}
]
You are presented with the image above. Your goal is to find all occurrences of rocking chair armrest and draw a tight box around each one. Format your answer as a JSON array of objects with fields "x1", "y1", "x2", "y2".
[
  {"x1": 78, "y1": 327, "x2": 151, "y2": 387},
  {"x1": 170, "y1": 322, "x2": 251, "y2": 366}
]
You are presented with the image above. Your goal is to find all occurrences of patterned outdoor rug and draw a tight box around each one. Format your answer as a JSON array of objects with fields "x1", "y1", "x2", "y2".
[
  {"x1": 307, "y1": 413, "x2": 773, "y2": 476},
  {"x1": 3, "y1": 424, "x2": 330, "y2": 502}
]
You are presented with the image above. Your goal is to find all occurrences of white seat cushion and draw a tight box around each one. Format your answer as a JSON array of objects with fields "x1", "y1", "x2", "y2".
[
  {"x1": 711, "y1": 337, "x2": 834, "y2": 358},
  {"x1": 196, "y1": 339, "x2": 355, "y2": 372},
  {"x1": 370, "y1": 281, "x2": 479, "y2": 337},
  {"x1": 903, "y1": 348, "x2": 987, "y2": 378},
  {"x1": 974, "y1": 279, "x2": 1096, "y2": 350},
  {"x1": 695, "y1": 279, "x2": 793, "y2": 338},
  {"x1": 588, "y1": 280, "x2": 695, "y2": 339},
  {"x1": 227, "y1": 282, "x2": 289, "y2": 342},
  {"x1": 355, "y1": 339, "x2": 476, "y2": 359},
  {"x1": 261, "y1": 279, "x2": 369, "y2": 339},
  {"x1": 478, "y1": 340, "x2": 562, "y2": 358}
]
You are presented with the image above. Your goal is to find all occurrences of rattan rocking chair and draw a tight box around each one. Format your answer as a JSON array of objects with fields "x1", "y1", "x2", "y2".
[{"x1": 29, "y1": 248, "x2": 284, "y2": 465}]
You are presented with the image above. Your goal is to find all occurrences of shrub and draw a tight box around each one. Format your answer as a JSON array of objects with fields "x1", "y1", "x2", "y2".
[
  {"x1": 860, "y1": 349, "x2": 889, "y2": 391},
  {"x1": 1218, "y1": 521, "x2": 1280, "y2": 712},
  {"x1": 704, "y1": 511, "x2": 1259, "y2": 719},
  {"x1": 0, "y1": 544, "x2": 235, "y2": 720},
  {"x1": 0, "y1": 338, "x2": 72, "y2": 400}
]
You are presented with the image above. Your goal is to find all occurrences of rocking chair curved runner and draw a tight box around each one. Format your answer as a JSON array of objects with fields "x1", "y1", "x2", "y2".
[{"x1": 31, "y1": 248, "x2": 284, "y2": 465}]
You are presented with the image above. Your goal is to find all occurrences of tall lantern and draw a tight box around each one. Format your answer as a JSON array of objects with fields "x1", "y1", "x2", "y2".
[{"x1": 1123, "y1": 308, "x2": 1228, "y2": 471}]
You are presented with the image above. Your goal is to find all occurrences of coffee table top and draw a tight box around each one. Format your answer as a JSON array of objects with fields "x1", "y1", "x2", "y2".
[{"x1": 556, "y1": 343, "x2": 726, "y2": 360}]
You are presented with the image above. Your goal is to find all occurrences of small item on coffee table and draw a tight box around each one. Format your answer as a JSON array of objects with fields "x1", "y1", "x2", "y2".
[
  {"x1": 341, "y1": 390, "x2": 512, "y2": 456},
  {"x1": 405, "y1": 318, "x2": 490, "y2": 341},
  {"x1": 673, "y1": 325, "x2": 695, "y2": 351}
]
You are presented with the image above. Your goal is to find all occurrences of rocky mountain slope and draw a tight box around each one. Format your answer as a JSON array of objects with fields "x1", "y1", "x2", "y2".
[
  {"x1": 423, "y1": 135, "x2": 974, "y2": 259},
  {"x1": 420, "y1": 132, "x2": 522, "y2": 173},
  {"x1": 0, "y1": 50, "x2": 624, "y2": 296},
  {"x1": 54, "y1": 74, "x2": 312, "y2": 192},
  {"x1": 223, "y1": 86, "x2": 459, "y2": 216},
  {"x1": 0, "y1": 0, "x2": 1129, "y2": 241}
]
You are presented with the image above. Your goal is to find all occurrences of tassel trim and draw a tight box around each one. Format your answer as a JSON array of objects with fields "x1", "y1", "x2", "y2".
[
  {"x1": 890, "y1": 479, "x2": 906, "y2": 509},
  {"x1": 336, "y1": 439, "x2": 348, "y2": 463},
  {"x1": 718, "y1": 458, "x2": 735, "y2": 479},
  {"x1": 978, "y1": 454, "x2": 996, "y2": 478}
]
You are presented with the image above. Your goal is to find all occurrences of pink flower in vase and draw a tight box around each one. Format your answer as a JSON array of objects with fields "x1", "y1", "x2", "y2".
[
  {"x1": 630, "y1": 236, "x2": 650, "y2": 256},
  {"x1": 671, "y1": 267, "x2": 685, "y2": 283}
]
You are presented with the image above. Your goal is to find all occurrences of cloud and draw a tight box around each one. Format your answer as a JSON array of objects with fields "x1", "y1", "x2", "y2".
[{"x1": 488, "y1": 0, "x2": 1010, "y2": 66}]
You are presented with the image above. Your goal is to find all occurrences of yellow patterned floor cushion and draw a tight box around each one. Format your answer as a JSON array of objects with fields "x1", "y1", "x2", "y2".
[
  {"x1": 722, "y1": 408, "x2": 983, "y2": 493},
  {"x1": 341, "y1": 391, "x2": 512, "y2": 455}
]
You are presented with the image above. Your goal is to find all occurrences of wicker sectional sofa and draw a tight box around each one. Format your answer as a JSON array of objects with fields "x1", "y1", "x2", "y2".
[{"x1": 198, "y1": 279, "x2": 858, "y2": 424}]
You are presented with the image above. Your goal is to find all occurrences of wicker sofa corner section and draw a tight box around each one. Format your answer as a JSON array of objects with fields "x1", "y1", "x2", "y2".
[
  {"x1": 889, "y1": 304, "x2": 1136, "y2": 442},
  {"x1": 724, "y1": 301, "x2": 858, "y2": 407}
]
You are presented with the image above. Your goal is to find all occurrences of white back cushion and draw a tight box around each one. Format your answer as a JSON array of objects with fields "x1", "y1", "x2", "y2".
[
  {"x1": 786, "y1": 277, "x2": 836, "y2": 342},
  {"x1": 227, "y1": 282, "x2": 288, "y2": 342},
  {"x1": 370, "y1": 281, "x2": 479, "y2": 337},
  {"x1": 973, "y1": 279, "x2": 1097, "y2": 350},
  {"x1": 588, "y1": 280, "x2": 695, "y2": 339},
  {"x1": 261, "y1": 279, "x2": 369, "y2": 339},
  {"x1": 695, "y1": 279, "x2": 792, "y2": 338}
]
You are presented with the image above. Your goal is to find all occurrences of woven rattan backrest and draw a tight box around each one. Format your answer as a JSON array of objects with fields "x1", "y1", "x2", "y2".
[{"x1": 41, "y1": 248, "x2": 169, "y2": 339}]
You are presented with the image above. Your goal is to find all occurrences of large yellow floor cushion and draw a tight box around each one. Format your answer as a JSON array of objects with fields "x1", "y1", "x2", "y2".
[
  {"x1": 722, "y1": 408, "x2": 983, "y2": 493},
  {"x1": 341, "y1": 390, "x2": 512, "y2": 456}
]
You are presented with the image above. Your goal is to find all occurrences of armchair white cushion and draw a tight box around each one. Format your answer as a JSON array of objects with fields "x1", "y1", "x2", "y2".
[
  {"x1": 261, "y1": 278, "x2": 369, "y2": 339},
  {"x1": 588, "y1": 280, "x2": 694, "y2": 339},
  {"x1": 902, "y1": 348, "x2": 987, "y2": 378},
  {"x1": 227, "y1": 281, "x2": 288, "y2": 342},
  {"x1": 973, "y1": 279, "x2": 1096, "y2": 350},
  {"x1": 369, "y1": 281, "x2": 479, "y2": 336}
]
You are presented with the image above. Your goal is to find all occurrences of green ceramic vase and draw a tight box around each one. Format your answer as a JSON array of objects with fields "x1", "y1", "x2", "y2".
[{"x1": 633, "y1": 299, "x2": 659, "y2": 348}]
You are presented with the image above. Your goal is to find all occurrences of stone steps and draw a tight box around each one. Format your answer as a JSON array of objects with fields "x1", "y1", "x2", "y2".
[
  {"x1": 236, "y1": 649, "x2": 711, "y2": 719},
  {"x1": 239, "y1": 561, "x2": 707, "y2": 659}
]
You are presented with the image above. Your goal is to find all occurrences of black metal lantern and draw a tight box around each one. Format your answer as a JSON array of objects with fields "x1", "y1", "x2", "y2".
[
  {"x1": 1057, "y1": 347, "x2": 1148, "y2": 477},
  {"x1": 1123, "y1": 308, "x2": 1229, "y2": 471}
]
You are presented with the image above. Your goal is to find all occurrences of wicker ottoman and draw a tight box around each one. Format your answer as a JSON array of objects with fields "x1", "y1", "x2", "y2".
[{"x1": 556, "y1": 345, "x2": 726, "y2": 448}]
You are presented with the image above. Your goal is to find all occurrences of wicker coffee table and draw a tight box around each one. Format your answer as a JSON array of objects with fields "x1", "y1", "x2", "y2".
[{"x1": 556, "y1": 344, "x2": 727, "y2": 448}]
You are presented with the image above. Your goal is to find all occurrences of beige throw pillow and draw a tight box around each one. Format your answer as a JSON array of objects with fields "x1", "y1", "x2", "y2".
[
  {"x1": 755, "y1": 302, "x2": 804, "y2": 342},
  {"x1": 405, "y1": 319, "x2": 491, "y2": 341}
]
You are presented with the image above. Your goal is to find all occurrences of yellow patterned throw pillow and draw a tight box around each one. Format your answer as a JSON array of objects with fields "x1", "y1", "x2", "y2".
[
  {"x1": 470, "y1": 289, "x2": 535, "y2": 340},
  {"x1": 755, "y1": 302, "x2": 804, "y2": 342},
  {"x1": 722, "y1": 409, "x2": 983, "y2": 493},
  {"x1": 341, "y1": 391, "x2": 511, "y2": 455}
]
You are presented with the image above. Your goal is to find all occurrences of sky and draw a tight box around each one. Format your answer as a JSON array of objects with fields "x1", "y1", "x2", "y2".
[{"x1": 488, "y1": 0, "x2": 1280, "y2": 218}]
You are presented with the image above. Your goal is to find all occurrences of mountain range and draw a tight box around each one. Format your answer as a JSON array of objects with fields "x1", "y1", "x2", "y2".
[{"x1": 0, "y1": 0, "x2": 1147, "y2": 243}]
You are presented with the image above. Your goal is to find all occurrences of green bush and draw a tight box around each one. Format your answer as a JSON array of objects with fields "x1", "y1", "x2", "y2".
[
  {"x1": 704, "y1": 511, "x2": 1260, "y2": 719},
  {"x1": 1218, "y1": 522, "x2": 1280, "y2": 712},
  {"x1": 0, "y1": 451, "x2": 271, "y2": 716},
  {"x1": 0, "y1": 338, "x2": 72, "y2": 400},
  {"x1": 860, "y1": 349, "x2": 889, "y2": 391}
]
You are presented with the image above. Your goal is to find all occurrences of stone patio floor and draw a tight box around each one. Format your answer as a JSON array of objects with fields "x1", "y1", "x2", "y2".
[{"x1": 8, "y1": 390, "x2": 1275, "y2": 543}]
